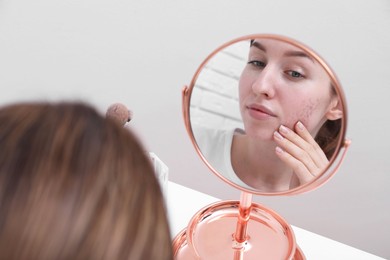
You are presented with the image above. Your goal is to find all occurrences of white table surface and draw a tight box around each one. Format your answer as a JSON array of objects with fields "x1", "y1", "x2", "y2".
[{"x1": 166, "y1": 181, "x2": 385, "y2": 260}]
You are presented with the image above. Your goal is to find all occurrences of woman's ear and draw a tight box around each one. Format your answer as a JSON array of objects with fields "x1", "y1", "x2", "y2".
[{"x1": 326, "y1": 96, "x2": 343, "y2": 120}]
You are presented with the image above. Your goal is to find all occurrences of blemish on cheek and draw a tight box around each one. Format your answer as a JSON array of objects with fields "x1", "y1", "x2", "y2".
[
  {"x1": 284, "y1": 99, "x2": 320, "y2": 129},
  {"x1": 298, "y1": 99, "x2": 319, "y2": 124}
]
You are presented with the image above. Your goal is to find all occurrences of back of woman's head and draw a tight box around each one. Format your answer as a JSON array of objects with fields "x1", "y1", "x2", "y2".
[{"x1": 0, "y1": 102, "x2": 173, "y2": 260}]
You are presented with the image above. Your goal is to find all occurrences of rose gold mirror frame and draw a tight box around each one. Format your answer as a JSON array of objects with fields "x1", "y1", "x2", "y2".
[{"x1": 182, "y1": 33, "x2": 351, "y2": 197}]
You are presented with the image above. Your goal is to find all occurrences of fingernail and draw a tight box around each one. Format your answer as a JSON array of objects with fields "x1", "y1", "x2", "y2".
[
  {"x1": 274, "y1": 131, "x2": 284, "y2": 140},
  {"x1": 279, "y1": 125, "x2": 289, "y2": 135},
  {"x1": 297, "y1": 121, "x2": 304, "y2": 131},
  {"x1": 275, "y1": 146, "x2": 284, "y2": 154}
]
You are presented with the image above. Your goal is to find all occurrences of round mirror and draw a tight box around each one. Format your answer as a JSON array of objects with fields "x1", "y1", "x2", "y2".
[{"x1": 183, "y1": 34, "x2": 349, "y2": 195}]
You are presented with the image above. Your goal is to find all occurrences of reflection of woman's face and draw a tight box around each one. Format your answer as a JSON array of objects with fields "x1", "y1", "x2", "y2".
[{"x1": 239, "y1": 38, "x2": 335, "y2": 139}]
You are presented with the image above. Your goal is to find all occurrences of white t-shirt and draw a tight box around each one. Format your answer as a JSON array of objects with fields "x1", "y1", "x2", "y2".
[{"x1": 192, "y1": 126, "x2": 254, "y2": 190}]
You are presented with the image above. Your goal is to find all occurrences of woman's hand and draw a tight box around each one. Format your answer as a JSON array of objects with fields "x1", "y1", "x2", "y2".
[{"x1": 273, "y1": 121, "x2": 329, "y2": 185}]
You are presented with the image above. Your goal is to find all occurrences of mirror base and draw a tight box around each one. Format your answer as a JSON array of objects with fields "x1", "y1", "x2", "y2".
[
  {"x1": 174, "y1": 200, "x2": 299, "y2": 259},
  {"x1": 173, "y1": 228, "x2": 306, "y2": 260}
]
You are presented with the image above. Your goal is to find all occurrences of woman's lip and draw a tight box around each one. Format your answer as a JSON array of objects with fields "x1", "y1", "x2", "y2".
[{"x1": 247, "y1": 104, "x2": 276, "y2": 117}]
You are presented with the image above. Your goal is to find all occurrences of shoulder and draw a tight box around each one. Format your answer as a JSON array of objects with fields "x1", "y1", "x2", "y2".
[{"x1": 192, "y1": 126, "x2": 237, "y2": 148}]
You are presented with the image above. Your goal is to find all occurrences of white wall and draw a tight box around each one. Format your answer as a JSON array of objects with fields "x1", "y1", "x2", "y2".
[
  {"x1": 0, "y1": 0, "x2": 389, "y2": 258},
  {"x1": 190, "y1": 41, "x2": 246, "y2": 130}
]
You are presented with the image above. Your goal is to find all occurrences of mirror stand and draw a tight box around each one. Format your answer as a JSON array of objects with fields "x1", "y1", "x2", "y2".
[
  {"x1": 233, "y1": 191, "x2": 252, "y2": 252},
  {"x1": 173, "y1": 191, "x2": 304, "y2": 259}
]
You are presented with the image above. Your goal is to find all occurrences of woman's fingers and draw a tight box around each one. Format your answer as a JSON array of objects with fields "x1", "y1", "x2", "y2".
[
  {"x1": 294, "y1": 122, "x2": 328, "y2": 168},
  {"x1": 273, "y1": 122, "x2": 329, "y2": 185},
  {"x1": 273, "y1": 126, "x2": 318, "y2": 174},
  {"x1": 275, "y1": 146, "x2": 314, "y2": 183}
]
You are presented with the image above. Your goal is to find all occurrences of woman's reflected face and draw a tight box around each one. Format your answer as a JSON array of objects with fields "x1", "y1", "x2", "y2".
[{"x1": 239, "y1": 38, "x2": 335, "y2": 139}]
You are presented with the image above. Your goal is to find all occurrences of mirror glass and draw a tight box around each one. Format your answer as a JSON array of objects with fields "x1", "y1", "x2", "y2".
[{"x1": 187, "y1": 34, "x2": 347, "y2": 195}]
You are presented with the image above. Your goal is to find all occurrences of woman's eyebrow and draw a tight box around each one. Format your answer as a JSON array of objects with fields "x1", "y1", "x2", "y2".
[
  {"x1": 250, "y1": 41, "x2": 266, "y2": 52},
  {"x1": 251, "y1": 40, "x2": 315, "y2": 63},
  {"x1": 284, "y1": 50, "x2": 314, "y2": 63}
]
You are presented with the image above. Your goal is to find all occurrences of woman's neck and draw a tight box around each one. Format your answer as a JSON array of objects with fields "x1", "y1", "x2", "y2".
[{"x1": 231, "y1": 134, "x2": 296, "y2": 192}]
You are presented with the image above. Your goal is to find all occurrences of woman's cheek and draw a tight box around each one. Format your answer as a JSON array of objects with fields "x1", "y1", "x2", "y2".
[{"x1": 283, "y1": 98, "x2": 318, "y2": 131}]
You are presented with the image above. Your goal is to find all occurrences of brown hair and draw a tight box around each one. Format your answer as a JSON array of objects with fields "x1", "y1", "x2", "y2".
[
  {"x1": 315, "y1": 119, "x2": 341, "y2": 159},
  {"x1": 313, "y1": 83, "x2": 342, "y2": 159},
  {"x1": 0, "y1": 102, "x2": 173, "y2": 260}
]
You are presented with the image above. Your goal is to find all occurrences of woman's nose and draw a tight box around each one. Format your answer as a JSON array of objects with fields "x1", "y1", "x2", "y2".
[{"x1": 251, "y1": 67, "x2": 276, "y2": 98}]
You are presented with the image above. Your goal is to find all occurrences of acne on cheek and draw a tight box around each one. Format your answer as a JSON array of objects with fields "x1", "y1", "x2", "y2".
[{"x1": 285, "y1": 99, "x2": 319, "y2": 131}]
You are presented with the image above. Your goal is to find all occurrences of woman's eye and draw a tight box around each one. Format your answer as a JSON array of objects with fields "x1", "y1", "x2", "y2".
[
  {"x1": 248, "y1": 60, "x2": 266, "y2": 68},
  {"x1": 287, "y1": 70, "x2": 305, "y2": 78}
]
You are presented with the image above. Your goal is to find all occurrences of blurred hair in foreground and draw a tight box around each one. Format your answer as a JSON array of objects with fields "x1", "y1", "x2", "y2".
[{"x1": 0, "y1": 101, "x2": 173, "y2": 260}]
